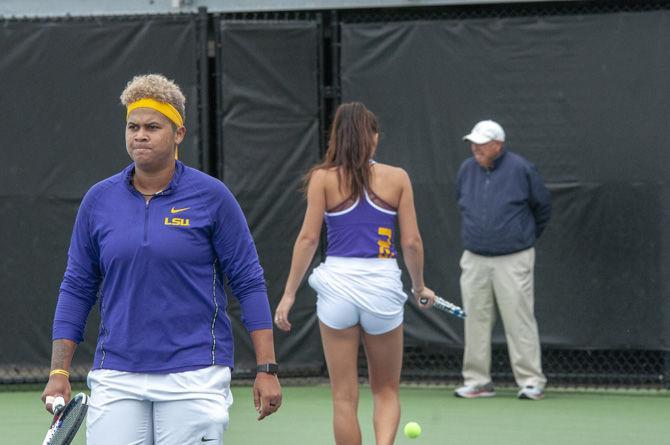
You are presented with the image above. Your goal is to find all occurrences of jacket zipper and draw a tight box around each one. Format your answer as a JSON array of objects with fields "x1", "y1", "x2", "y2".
[
  {"x1": 483, "y1": 169, "x2": 491, "y2": 228},
  {"x1": 143, "y1": 199, "x2": 150, "y2": 245}
]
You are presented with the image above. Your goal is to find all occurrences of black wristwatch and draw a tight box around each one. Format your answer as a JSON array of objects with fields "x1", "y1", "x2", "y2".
[{"x1": 256, "y1": 363, "x2": 279, "y2": 375}]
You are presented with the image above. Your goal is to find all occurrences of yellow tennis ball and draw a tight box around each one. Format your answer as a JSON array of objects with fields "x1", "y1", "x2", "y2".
[{"x1": 404, "y1": 421, "x2": 422, "y2": 439}]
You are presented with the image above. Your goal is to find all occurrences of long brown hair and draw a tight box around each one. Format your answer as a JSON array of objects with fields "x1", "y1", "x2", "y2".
[{"x1": 303, "y1": 102, "x2": 379, "y2": 197}]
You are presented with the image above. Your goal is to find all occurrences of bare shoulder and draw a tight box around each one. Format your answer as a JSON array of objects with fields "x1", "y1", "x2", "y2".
[
  {"x1": 373, "y1": 162, "x2": 409, "y2": 180},
  {"x1": 371, "y1": 164, "x2": 411, "y2": 206},
  {"x1": 308, "y1": 167, "x2": 334, "y2": 184}
]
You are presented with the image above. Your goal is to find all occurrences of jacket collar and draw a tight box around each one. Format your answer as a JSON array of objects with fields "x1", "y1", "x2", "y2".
[
  {"x1": 124, "y1": 160, "x2": 184, "y2": 195},
  {"x1": 480, "y1": 148, "x2": 506, "y2": 171}
]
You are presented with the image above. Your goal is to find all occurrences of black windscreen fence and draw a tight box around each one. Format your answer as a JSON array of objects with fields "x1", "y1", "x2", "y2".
[
  {"x1": 0, "y1": 15, "x2": 202, "y2": 382},
  {"x1": 339, "y1": 4, "x2": 670, "y2": 386},
  {"x1": 341, "y1": 9, "x2": 670, "y2": 349},
  {"x1": 1, "y1": 2, "x2": 669, "y2": 388},
  {"x1": 217, "y1": 19, "x2": 324, "y2": 374}
]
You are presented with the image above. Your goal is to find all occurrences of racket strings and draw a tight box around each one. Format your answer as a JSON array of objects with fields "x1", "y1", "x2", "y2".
[{"x1": 46, "y1": 401, "x2": 88, "y2": 445}]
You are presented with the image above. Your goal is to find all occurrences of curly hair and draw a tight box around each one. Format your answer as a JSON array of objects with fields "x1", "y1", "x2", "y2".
[{"x1": 120, "y1": 74, "x2": 186, "y2": 121}]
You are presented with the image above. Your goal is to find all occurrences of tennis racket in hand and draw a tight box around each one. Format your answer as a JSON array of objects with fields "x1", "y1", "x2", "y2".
[
  {"x1": 42, "y1": 393, "x2": 89, "y2": 445},
  {"x1": 420, "y1": 296, "x2": 466, "y2": 319}
]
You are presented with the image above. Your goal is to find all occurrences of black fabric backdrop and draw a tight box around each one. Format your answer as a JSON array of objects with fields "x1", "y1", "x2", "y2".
[
  {"x1": 217, "y1": 20, "x2": 324, "y2": 371},
  {"x1": 340, "y1": 10, "x2": 670, "y2": 350},
  {"x1": 0, "y1": 16, "x2": 202, "y2": 371},
  {"x1": 2, "y1": 7, "x2": 670, "y2": 379}
]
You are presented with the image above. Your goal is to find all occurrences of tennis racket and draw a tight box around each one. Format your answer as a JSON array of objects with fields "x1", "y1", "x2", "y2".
[
  {"x1": 420, "y1": 296, "x2": 466, "y2": 319},
  {"x1": 42, "y1": 393, "x2": 89, "y2": 445}
]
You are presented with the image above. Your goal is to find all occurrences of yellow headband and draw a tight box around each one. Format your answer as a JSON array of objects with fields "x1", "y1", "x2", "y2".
[{"x1": 126, "y1": 98, "x2": 184, "y2": 128}]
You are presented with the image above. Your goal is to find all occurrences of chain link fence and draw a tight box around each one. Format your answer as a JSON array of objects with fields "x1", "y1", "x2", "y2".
[
  {"x1": 399, "y1": 347, "x2": 669, "y2": 389},
  {"x1": 4, "y1": 348, "x2": 668, "y2": 389}
]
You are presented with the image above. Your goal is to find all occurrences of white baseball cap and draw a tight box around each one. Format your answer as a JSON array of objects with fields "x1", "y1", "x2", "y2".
[{"x1": 463, "y1": 120, "x2": 505, "y2": 144}]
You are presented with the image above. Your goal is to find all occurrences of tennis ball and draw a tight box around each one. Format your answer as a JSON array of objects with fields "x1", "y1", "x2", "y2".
[{"x1": 404, "y1": 421, "x2": 422, "y2": 439}]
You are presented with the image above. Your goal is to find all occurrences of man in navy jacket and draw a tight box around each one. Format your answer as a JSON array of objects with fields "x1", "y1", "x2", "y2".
[{"x1": 454, "y1": 120, "x2": 551, "y2": 401}]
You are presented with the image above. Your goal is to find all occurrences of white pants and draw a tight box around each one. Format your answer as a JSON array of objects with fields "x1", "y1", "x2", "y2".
[
  {"x1": 308, "y1": 256, "x2": 407, "y2": 335},
  {"x1": 460, "y1": 248, "x2": 546, "y2": 389},
  {"x1": 86, "y1": 366, "x2": 233, "y2": 445}
]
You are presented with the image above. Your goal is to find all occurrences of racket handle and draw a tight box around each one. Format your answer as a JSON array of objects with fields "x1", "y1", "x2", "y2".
[
  {"x1": 433, "y1": 296, "x2": 466, "y2": 319},
  {"x1": 414, "y1": 289, "x2": 466, "y2": 319},
  {"x1": 53, "y1": 396, "x2": 65, "y2": 414},
  {"x1": 43, "y1": 397, "x2": 66, "y2": 445}
]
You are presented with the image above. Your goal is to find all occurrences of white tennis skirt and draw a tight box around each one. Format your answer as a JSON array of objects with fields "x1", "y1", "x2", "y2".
[{"x1": 308, "y1": 256, "x2": 407, "y2": 319}]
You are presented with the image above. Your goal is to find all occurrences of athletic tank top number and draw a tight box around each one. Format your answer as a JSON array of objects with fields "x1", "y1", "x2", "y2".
[{"x1": 377, "y1": 227, "x2": 395, "y2": 258}]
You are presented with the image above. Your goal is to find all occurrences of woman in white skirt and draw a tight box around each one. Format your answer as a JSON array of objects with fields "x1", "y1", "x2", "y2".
[{"x1": 274, "y1": 102, "x2": 435, "y2": 445}]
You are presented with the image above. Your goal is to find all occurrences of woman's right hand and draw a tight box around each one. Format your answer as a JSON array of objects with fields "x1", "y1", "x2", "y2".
[
  {"x1": 274, "y1": 294, "x2": 296, "y2": 332},
  {"x1": 413, "y1": 286, "x2": 436, "y2": 310},
  {"x1": 40, "y1": 375, "x2": 72, "y2": 413}
]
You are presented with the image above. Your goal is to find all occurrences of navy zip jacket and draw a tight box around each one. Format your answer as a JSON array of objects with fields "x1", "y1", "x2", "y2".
[{"x1": 456, "y1": 149, "x2": 551, "y2": 256}]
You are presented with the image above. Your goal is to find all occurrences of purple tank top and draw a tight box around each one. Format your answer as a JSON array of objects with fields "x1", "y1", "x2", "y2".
[{"x1": 325, "y1": 189, "x2": 398, "y2": 258}]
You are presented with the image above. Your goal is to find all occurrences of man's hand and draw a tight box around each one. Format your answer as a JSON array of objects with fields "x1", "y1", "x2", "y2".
[{"x1": 253, "y1": 372, "x2": 282, "y2": 420}]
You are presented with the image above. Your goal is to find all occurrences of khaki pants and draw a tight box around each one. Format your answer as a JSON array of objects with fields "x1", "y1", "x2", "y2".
[{"x1": 460, "y1": 248, "x2": 546, "y2": 389}]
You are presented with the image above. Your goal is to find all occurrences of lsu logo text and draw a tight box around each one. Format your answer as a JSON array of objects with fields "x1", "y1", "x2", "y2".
[{"x1": 164, "y1": 217, "x2": 190, "y2": 227}]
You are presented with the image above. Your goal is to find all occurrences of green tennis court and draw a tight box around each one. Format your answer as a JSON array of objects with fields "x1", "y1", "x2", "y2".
[{"x1": 4, "y1": 385, "x2": 668, "y2": 444}]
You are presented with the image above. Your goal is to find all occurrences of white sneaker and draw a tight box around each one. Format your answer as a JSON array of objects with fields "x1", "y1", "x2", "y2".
[
  {"x1": 517, "y1": 385, "x2": 544, "y2": 400},
  {"x1": 454, "y1": 383, "x2": 496, "y2": 399}
]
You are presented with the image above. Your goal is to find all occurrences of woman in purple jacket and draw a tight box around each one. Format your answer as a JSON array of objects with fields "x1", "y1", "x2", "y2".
[{"x1": 41, "y1": 74, "x2": 281, "y2": 444}]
